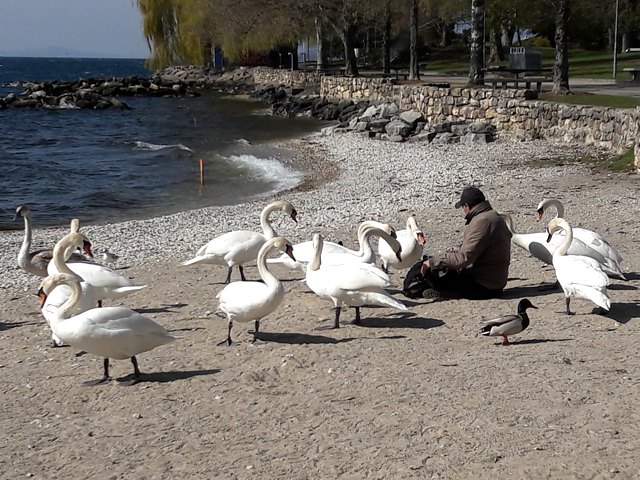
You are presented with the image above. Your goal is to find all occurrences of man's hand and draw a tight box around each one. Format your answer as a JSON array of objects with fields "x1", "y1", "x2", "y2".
[{"x1": 420, "y1": 259, "x2": 430, "y2": 276}]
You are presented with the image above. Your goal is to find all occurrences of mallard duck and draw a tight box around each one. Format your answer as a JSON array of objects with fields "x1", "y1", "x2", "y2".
[{"x1": 480, "y1": 298, "x2": 537, "y2": 345}]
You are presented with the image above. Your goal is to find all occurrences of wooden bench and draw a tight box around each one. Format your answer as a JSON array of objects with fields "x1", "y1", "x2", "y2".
[
  {"x1": 623, "y1": 67, "x2": 640, "y2": 81},
  {"x1": 489, "y1": 76, "x2": 545, "y2": 92}
]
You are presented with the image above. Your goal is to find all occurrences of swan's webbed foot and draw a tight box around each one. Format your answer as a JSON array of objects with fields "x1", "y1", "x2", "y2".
[
  {"x1": 217, "y1": 322, "x2": 234, "y2": 346},
  {"x1": 251, "y1": 320, "x2": 264, "y2": 344},
  {"x1": 314, "y1": 308, "x2": 342, "y2": 330},
  {"x1": 352, "y1": 307, "x2": 362, "y2": 326},
  {"x1": 565, "y1": 298, "x2": 574, "y2": 316},
  {"x1": 84, "y1": 358, "x2": 110, "y2": 386},
  {"x1": 83, "y1": 376, "x2": 110, "y2": 386},
  {"x1": 118, "y1": 357, "x2": 142, "y2": 386}
]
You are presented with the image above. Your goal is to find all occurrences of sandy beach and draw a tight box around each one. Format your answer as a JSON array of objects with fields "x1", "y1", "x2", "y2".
[{"x1": 1, "y1": 132, "x2": 639, "y2": 479}]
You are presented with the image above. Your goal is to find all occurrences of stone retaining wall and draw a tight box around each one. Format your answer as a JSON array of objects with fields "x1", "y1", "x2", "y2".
[
  {"x1": 254, "y1": 69, "x2": 640, "y2": 171},
  {"x1": 252, "y1": 67, "x2": 321, "y2": 89}
]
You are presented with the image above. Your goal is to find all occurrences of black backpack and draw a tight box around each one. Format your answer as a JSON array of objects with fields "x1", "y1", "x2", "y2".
[{"x1": 402, "y1": 256, "x2": 432, "y2": 299}]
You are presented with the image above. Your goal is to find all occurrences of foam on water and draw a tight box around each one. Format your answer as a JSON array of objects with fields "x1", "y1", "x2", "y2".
[
  {"x1": 227, "y1": 154, "x2": 302, "y2": 191},
  {"x1": 131, "y1": 141, "x2": 194, "y2": 153}
]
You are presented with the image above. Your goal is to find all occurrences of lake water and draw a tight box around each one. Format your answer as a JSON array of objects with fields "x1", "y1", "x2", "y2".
[{"x1": 0, "y1": 57, "x2": 324, "y2": 230}]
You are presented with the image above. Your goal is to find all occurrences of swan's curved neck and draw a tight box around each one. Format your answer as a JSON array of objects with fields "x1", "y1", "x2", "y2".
[
  {"x1": 256, "y1": 241, "x2": 280, "y2": 287},
  {"x1": 376, "y1": 229, "x2": 400, "y2": 255},
  {"x1": 260, "y1": 204, "x2": 280, "y2": 239},
  {"x1": 18, "y1": 212, "x2": 33, "y2": 262},
  {"x1": 53, "y1": 237, "x2": 82, "y2": 279},
  {"x1": 501, "y1": 214, "x2": 516, "y2": 235},
  {"x1": 555, "y1": 221, "x2": 573, "y2": 256},
  {"x1": 58, "y1": 276, "x2": 82, "y2": 319},
  {"x1": 309, "y1": 238, "x2": 322, "y2": 272},
  {"x1": 358, "y1": 226, "x2": 382, "y2": 257},
  {"x1": 544, "y1": 199, "x2": 564, "y2": 219}
]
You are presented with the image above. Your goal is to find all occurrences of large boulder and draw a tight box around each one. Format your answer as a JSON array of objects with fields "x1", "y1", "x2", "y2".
[{"x1": 385, "y1": 119, "x2": 412, "y2": 137}]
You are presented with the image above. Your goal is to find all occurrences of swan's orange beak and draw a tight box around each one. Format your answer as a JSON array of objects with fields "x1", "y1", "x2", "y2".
[
  {"x1": 417, "y1": 232, "x2": 426, "y2": 245},
  {"x1": 536, "y1": 209, "x2": 544, "y2": 222},
  {"x1": 286, "y1": 245, "x2": 296, "y2": 262},
  {"x1": 37, "y1": 287, "x2": 47, "y2": 309},
  {"x1": 83, "y1": 240, "x2": 93, "y2": 257}
]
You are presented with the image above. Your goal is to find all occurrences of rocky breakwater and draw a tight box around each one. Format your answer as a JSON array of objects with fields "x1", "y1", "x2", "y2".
[
  {"x1": 251, "y1": 84, "x2": 496, "y2": 145},
  {"x1": 0, "y1": 75, "x2": 200, "y2": 110}
]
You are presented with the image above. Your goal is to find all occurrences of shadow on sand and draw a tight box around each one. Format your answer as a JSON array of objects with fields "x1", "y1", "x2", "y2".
[
  {"x1": 351, "y1": 313, "x2": 445, "y2": 330},
  {"x1": 499, "y1": 283, "x2": 561, "y2": 300},
  {"x1": 254, "y1": 331, "x2": 357, "y2": 345},
  {"x1": 606, "y1": 302, "x2": 640, "y2": 325},
  {"x1": 503, "y1": 338, "x2": 574, "y2": 346},
  {"x1": 119, "y1": 368, "x2": 220, "y2": 384},
  {"x1": 0, "y1": 320, "x2": 34, "y2": 331},
  {"x1": 135, "y1": 303, "x2": 188, "y2": 315}
]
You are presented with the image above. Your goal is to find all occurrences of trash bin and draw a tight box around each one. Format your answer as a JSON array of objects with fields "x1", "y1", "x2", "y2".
[{"x1": 509, "y1": 47, "x2": 542, "y2": 71}]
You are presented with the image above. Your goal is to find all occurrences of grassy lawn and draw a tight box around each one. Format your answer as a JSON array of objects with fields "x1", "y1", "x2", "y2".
[
  {"x1": 425, "y1": 43, "x2": 640, "y2": 80},
  {"x1": 528, "y1": 148, "x2": 635, "y2": 172},
  {"x1": 538, "y1": 92, "x2": 640, "y2": 108}
]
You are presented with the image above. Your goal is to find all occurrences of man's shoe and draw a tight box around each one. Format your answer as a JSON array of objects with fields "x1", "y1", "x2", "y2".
[{"x1": 422, "y1": 288, "x2": 446, "y2": 301}]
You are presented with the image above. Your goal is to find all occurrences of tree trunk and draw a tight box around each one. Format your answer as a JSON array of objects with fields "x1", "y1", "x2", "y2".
[
  {"x1": 341, "y1": 23, "x2": 359, "y2": 76},
  {"x1": 468, "y1": 0, "x2": 485, "y2": 85},
  {"x1": 501, "y1": 25, "x2": 513, "y2": 48},
  {"x1": 488, "y1": 29, "x2": 504, "y2": 63},
  {"x1": 409, "y1": 0, "x2": 420, "y2": 80},
  {"x1": 552, "y1": 0, "x2": 570, "y2": 94},
  {"x1": 382, "y1": 2, "x2": 391, "y2": 73},
  {"x1": 315, "y1": 14, "x2": 325, "y2": 71}
]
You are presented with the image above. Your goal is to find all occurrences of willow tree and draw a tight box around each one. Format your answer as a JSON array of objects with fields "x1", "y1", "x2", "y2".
[{"x1": 136, "y1": 0, "x2": 209, "y2": 68}]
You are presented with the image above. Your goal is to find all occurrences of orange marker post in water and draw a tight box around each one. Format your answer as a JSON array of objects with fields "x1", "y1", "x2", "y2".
[{"x1": 199, "y1": 158, "x2": 204, "y2": 185}]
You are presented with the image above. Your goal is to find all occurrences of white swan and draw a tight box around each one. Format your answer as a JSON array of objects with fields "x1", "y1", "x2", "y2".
[
  {"x1": 41, "y1": 232, "x2": 99, "y2": 347},
  {"x1": 182, "y1": 200, "x2": 297, "y2": 283},
  {"x1": 536, "y1": 198, "x2": 625, "y2": 279},
  {"x1": 546, "y1": 218, "x2": 611, "y2": 315},
  {"x1": 378, "y1": 216, "x2": 426, "y2": 272},
  {"x1": 501, "y1": 213, "x2": 623, "y2": 279},
  {"x1": 305, "y1": 233, "x2": 408, "y2": 329},
  {"x1": 216, "y1": 236, "x2": 295, "y2": 345},
  {"x1": 14, "y1": 205, "x2": 87, "y2": 277},
  {"x1": 47, "y1": 233, "x2": 146, "y2": 304},
  {"x1": 38, "y1": 272, "x2": 176, "y2": 385},
  {"x1": 267, "y1": 221, "x2": 401, "y2": 270}
]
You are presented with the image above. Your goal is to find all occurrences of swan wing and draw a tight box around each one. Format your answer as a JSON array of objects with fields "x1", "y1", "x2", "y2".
[
  {"x1": 554, "y1": 256, "x2": 610, "y2": 290},
  {"x1": 63, "y1": 307, "x2": 175, "y2": 359},
  {"x1": 574, "y1": 228, "x2": 624, "y2": 263},
  {"x1": 342, "y1": 290, "x2": 408, "y2": 310},
  {"x1": 217, "y1": 281, "x2": 284, "y2": 322},
  {"x1": 379, "y1": 229, "x2": 423, "y2": 270}
]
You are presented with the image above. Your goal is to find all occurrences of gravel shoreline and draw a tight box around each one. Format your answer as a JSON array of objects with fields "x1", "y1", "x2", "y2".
[{"x1": 0, "y1": 133, "x2": 603, "y2": 291}]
